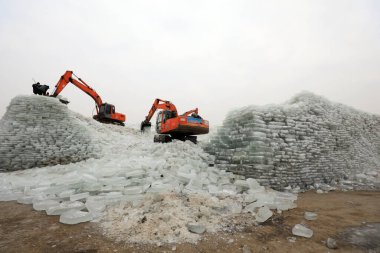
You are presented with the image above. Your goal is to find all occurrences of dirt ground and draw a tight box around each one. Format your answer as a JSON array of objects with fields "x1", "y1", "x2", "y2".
[{"x1": 0, "y1": 191, "x2": 379, "y2": 253}]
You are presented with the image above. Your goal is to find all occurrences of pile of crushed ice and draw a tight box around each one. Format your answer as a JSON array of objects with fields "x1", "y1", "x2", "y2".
[{"x1": 0, "y1": 95, "x2": 297, "y2": 244}]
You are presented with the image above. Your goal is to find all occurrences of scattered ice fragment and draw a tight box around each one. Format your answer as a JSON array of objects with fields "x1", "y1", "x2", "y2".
[
  {"x1": 186, "y1": 223, "x2": 206, "y2": 234},
  {"x1": 17, "y1": 195, "x2": 35, "y2": 204},
  {"x1": 59, "y1": 210, "x2": 93, "y2": 224},
  {"x1": 246, "y1": 178, "x2": 260, "y2": 189},
  {"x1": 33, "y1": 199, "x2": 60, "y2": 211},
  {"x1": 46, "y1": 201, "x2": 85, "y2": 215},
  {"x1": 292, "y1": 224, "x2": 313, "y2": 238},
  {"x1": 234, "y1": 179, "x2": 249, "y2": 189},
  {"x1": 304, "y1": 211, "x2": 317, "y2": 221},
  {"x1": 125, "y1": 170, "x2": 146, "y2": 178},
  {"x1": 228, "y1": 202, "x2": 243, "y2": 214},
  {"x1": 255, "y1": 206, "x2": 273, "y2": 223},
  {"x1": 243, "y1": 194, "x2": 257, "y2": 203},
  {"x1": 207, "y1": 185, "x2": 219, "y2": 194},
  {"x1": 0, "y1": 191, "x2": 23, "y2": 201},
  {"x1": 243, "y1": 203, "x2": 257, "y2": 213},
  {"x1": 326, "y1": 237, "x2": 338, "y2": 249},
  {"x1": 58, "y1": 189, "x2": 76, "y2": 198},
  {"x1": 124, "y1": 186, "x2": 144, "y2": 195},
  {"x1": 70, "y1": 192, "x2": 89, "y2": 201}
]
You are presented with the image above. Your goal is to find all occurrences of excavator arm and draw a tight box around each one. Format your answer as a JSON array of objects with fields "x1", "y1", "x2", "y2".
[
  {"x1": 47, "y1": 70, "x2": 125, "y2": 125},
  {"x1": 141, "y1": 98, "x2": 178, "y2": 131},
  {"x1": 51, "y1": 71, "x2": 103, "y2": 111},
  {"x1": 181, "y1": 108, "x2": 199, "y2": 117}
]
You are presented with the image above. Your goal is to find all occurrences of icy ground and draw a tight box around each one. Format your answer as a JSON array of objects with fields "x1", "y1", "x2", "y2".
[{"x1": 0, "y1": 113, "x2": 297, "y2": 244}]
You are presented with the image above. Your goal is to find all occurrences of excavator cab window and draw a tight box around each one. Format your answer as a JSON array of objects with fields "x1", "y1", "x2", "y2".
[
  {"x1": 162, "y1": 110, "x2": 176, "y2": 123},
  {"x1": 99, "y1": 104, "x2": 112, "y2": 118},
  {"x1": 156, "y1": 111, "x2": 163, "y2": 132},
  {"x1": 104, "y1": 104, "x2": 113, "y2": 116}
]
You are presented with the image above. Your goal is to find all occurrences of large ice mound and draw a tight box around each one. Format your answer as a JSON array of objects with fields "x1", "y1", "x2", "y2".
[
  {"x1": 0, "y1": 95, "x2": 102, "y2": 171},
  {"x1": 205, "y1": 92, "x2": 380, "y2": 190},
  {"x1": 0, "y1": 97, "x2": 297, "y2": 244}
]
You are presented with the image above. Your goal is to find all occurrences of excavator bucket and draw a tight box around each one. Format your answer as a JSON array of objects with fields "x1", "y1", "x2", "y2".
[
  {"x1": 140, "y1": 121, "x2": 152, "y2": 133},
  {"x1": 32, "y1": 83, "x2": 49, "y2": 96}
]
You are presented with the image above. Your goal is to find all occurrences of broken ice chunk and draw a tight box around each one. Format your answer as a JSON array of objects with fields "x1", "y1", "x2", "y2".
[
  {"x1": 246, "y1": 178, "x2": 261, "y2": 189},
  {"x1": 102, "y1": 192, "x2": 124, "y2": 205},
  {"x1": 46, "y1": 201, "x2": 85, "y2": 215},
  {"x1": 17, "y1": 195, "x2": 35, "y2": 204},
  {"x1": 187, "y1": 222, "x2": 206, "y2": 234},
  {"x1": 81, "y1": 183, "x2": 103, "y2": 192},
  {"x1": 292, "y1": 224, "x2": 313, "y2": 238},
  {"x1": 255, "y1": 206, "x2": 273, "y2": 223},
  {"x1": 176, "y1": 171, "x2": 196, "y2": 183},
  {"x1": 221, "y1": 184, "x2": 237, "y2": 195},
  {"x1": 0, "y1": 191, "x2": 23, "y2": 201},
  {"x1": 147, "y1": 182, "x2": 173, "y2": 193},
  {"x1": 207, "y1": 185, "x2": 220, "y2": 194},
  {"x1": 123, "y1": 186, "x2": 143, "y2": 195},
  {"x1": 70, "y1": 192, "x2": 89, "y2": 201},
  {"x1": 58, "y1": 189, "x2": 76, "y2": 198},
  {"x1": 253, "y1": 192, "x2": 275, "y2": 207},
  {"x1": 243, "y1": 194, "x2": 257, "y2": 203},
  {"x1": 227, "y1": 201, "x2": 243, "y2": 214},
  {"x1": 304, "y1": 211, "x2": 317, "y2": 221},
  {"x1": 243, "y1": 202, "x2": 257, "y2": 213},
  {"x1": 59, "y1": 210, "x2": 92, "y2": 224},
  {"x1": 234, "y1": 179, "x2": 249, "y2": 189},
  {"x1": 125, "y1": 170, "x2": 146, "y2": 178},
  {"x1": 33, "y1": 199, "x2": 60, "y2": 211}
]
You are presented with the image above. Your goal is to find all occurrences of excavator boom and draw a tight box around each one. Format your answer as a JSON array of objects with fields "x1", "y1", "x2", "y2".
[
  {"x1": 52, "y1": 71, "x2": 103, "y2": 108},
  {"x1": 34, "y1": 70, "x2": 126, "y2": 125}
]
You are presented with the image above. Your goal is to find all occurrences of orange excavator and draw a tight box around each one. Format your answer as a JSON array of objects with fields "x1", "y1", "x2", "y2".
[
  {"x1": 141, "y1": 99, "x2": 209, "y2": 143},
  {"x1": 33, "y1": 70, "x2": 125, "y2": 125}
]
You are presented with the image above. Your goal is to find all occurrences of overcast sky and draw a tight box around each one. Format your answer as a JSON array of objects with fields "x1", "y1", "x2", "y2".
[{"x1": 0, "y1": 0, "x2": 379, "y2": 125}]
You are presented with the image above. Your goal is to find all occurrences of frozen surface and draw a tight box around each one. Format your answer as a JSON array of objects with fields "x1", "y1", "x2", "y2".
[{"x1": 205, "y1": 92, "x2": 380, "y2": 190}]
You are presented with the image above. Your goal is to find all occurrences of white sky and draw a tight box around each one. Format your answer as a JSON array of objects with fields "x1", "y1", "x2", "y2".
[{"x1": 0, "y1": 0, "x2": 379, "y2": 125}]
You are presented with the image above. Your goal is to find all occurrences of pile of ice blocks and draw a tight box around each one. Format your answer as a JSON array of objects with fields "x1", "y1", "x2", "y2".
[
  {"x1": 205, "y1": 92, "x2": 380, "y2": 190},
  {"x1": 0, "y1": 95, "x2": 101, "y2": 171}
]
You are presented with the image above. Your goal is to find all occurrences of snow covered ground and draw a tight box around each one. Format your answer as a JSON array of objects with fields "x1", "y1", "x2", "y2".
[{"x1": 0, "y1": 97, "x2": 297, "y2": 243}]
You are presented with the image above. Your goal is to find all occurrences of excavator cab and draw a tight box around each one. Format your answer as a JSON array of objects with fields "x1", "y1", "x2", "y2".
[
  {"x1": 93, "y1": 103, "x2": 125, "y2": 125},
  {"x1": 98, "y1": 103, "x2": 114, "y2": 118},
  {"x1": 155, "y1": 110, "x2": 178, "y2": 132}
]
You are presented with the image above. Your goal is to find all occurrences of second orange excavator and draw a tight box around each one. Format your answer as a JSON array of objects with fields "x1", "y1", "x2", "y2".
[
  {"x1": 141, "y1": 98, "x2": 209, "y2": 143},
  {"x1": 33, "y1": 70, "x2": 126, "y2": 125}
]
